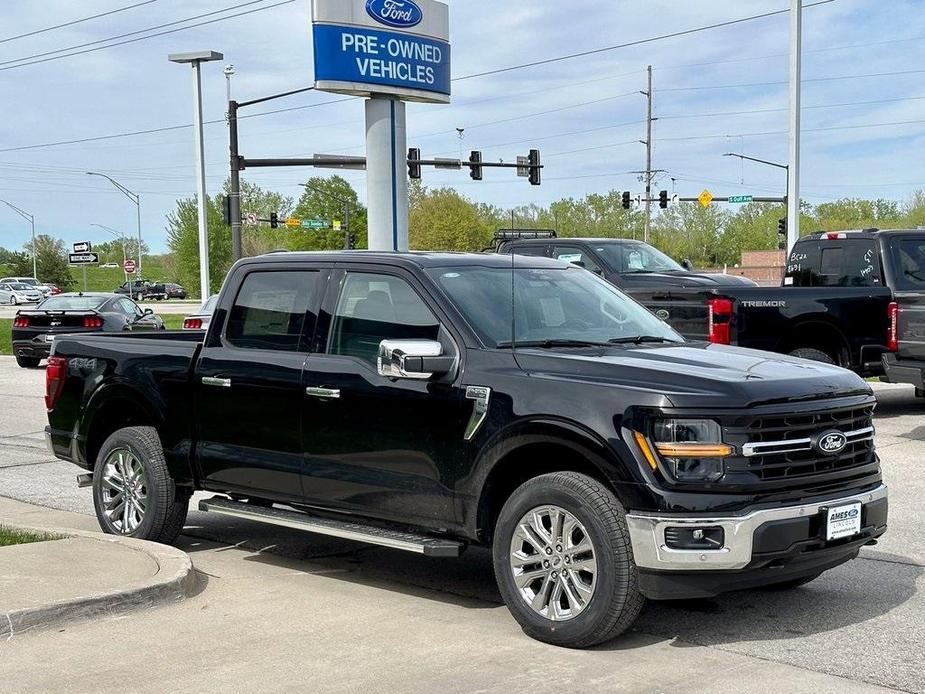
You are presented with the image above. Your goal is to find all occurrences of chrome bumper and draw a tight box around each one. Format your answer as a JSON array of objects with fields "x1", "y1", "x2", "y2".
[{"x1": 626, "y1": 484, "x2": 888, "y2": 571}]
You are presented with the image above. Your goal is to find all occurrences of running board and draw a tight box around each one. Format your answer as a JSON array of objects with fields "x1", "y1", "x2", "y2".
[{"x1": 198, "y1": 497, "x2": 464, "y2": 557}]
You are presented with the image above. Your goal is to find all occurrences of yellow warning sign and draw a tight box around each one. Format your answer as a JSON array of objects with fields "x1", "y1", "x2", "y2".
[
  {"x1": 284, "y1": 217, "x2": 301, "y2": 228},
  {"x1": 698, "y1": 190, "x2": 713, "y2": 208}
]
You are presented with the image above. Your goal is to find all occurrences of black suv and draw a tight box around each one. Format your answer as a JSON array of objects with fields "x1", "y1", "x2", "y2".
[{"x1": 45, "y1": 252, "x2": 887, "y2": 648}]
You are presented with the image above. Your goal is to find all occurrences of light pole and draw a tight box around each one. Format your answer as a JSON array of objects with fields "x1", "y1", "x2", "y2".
[
  {"x1": 0, "y1": 200, "x2": 36, "y2": 278},
  {"x1": 223, "y1": 64, "x2": 235, "y2": 121},
  {"x1": 91, "y1": 224, "x2": 129, "y2": 285},
  {"x1": 85, "y1": 172, "x2": 143, "y2": 277},
  {"x1": 722, "y1": 152, "x2": 789, "y2": 193},
  {"x1": 169, "y1": 50, "x2": 224, "y2": 301},
  {"x1": 300, "y1": 182, "x2": 354, "y2": 249}
]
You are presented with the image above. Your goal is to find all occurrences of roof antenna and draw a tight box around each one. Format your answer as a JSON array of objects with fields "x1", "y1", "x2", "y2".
[{"x1": 510, "y1": 236, "x2": 518, "y2": 362}]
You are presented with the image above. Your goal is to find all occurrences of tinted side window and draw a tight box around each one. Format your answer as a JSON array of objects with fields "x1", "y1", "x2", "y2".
[
  {"x1": 553, "y1": 246, "x2": 603, "y2": 274},
  {"x1": 509, "y1": 244, "x2": 549, "y2": 257},
  {"x1": 329, "y1": 272, "x2": 439, "y2": 364},
  {"x1": 226, "y1": 270, "x2": 320, "y2": 351},
  {"x1": 893, "y1": 238, "x2": 925, "y2": 290}
]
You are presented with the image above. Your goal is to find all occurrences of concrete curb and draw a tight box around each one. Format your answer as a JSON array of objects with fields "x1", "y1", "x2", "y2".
[{"x1": 0, "y1": 523, "x2": 196, "y2": 640}]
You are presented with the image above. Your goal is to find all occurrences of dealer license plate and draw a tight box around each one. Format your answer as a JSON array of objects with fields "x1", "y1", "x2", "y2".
[{"x1": 826, "y1": 502, "x2": 862, "y2": 541}]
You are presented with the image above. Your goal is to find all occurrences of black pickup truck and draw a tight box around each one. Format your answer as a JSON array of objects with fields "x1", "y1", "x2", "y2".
[
  {"x1": 501, "y1": 232, "x2": 904, "y2": 375},
  {"x1": 45, "y1": 251, "x2": 887, "y2": 648}
]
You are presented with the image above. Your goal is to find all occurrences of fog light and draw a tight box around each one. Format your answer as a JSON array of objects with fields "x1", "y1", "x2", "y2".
[{"x1": 665, "y1": 526, "x2": 724, "y2": 550}]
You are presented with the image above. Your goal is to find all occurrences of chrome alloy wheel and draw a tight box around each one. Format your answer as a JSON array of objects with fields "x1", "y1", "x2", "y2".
[
  {"x1": 509, "y1": 505, "x2": 598, "y2": 621},
  {"x1": 100, "y1": 448, "x2": 147, "y2": 534}
]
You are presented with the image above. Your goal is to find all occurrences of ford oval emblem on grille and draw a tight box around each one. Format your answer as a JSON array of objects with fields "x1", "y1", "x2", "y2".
[
  {"x1": 812, "y1": 430, "x2": 847, "y2": 456},
  {"x1": 655, "y1": 309, "x2": 670, "y2": 321},
  {"x1": 366, "y1": 0, "x2": 423, "y2": 28}
]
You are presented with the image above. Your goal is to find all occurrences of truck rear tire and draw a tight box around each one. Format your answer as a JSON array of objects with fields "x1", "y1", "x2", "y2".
[
  {"x1": 15, "y1": 356, "x2": 41, "y2": 368},
  {"x1": 492, "y1": 471, "x2": 644, "y2": 648},
  {"x1": 788, "y1": 347, "x2": 835, "y2": 365},
  {"x1": 92, "y1": 426, "x2": 189, "y2": 545}
]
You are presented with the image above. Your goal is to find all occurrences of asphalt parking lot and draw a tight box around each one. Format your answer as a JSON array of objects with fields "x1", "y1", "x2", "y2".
[{"x1": 1, "y1": 355, "x2": 923, "y2": 692}]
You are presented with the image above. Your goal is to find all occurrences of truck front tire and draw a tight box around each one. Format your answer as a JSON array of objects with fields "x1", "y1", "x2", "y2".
[
  {"x1": 92, "y1": 426, "x2": 189, "y2": 545},
  {"x1": 492, "y1": 471, "x2": 644, "y2": 648},
  {"x1": 788, "y1": 347, "x2": 835, "y2": 365}
]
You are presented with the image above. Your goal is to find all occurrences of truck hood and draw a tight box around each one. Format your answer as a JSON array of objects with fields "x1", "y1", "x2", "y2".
[
  {"x1": 620, "y1": 271, "x2": 757, "y2": 287},
  {"x1": 516, "y1": 342, "x2": 870, "y2": 408}
]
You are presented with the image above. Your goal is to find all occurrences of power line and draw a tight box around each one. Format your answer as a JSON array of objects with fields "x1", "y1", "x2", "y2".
[
  {"x1": 660, "y1": 68, "x2": 925, "y2": 92},
  {"x1": 0, "y1": 0, "x2": 161, "y2": 45},
  {"x1": 0, "y1": 0, "x2": 293, "y2": 73},
  {"x1": 453, "y1": 0, "x2": 836, "y2": 82},
  {"x1": 658, "y1": 95, "x2": 925, "y2": 121}
]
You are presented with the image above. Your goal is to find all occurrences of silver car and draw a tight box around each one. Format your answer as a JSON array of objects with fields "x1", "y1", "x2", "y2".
[
  {"x1": 0, "y1": 282, "x2": 43, "y2": 305},
  {"x1": 182, "y1": 294, "x2": 218, "y2": 331},
  {"x1": 0, "y1": 277, "x2": 51, "y2": 298}
]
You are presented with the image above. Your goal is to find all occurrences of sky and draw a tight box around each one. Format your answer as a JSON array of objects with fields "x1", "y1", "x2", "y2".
[{"x1": 0, "y1": 0, "x2": 923, "y2": 255}]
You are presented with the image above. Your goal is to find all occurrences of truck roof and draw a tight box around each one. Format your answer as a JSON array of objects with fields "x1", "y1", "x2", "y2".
[
  {"x1": 248, "y1": 250, "x2": 569, "y2": 270},
  {"x1": 501, "y1": 238, "x2": 642, "y2": 245},
  {"x1": 798, "y1": 228, "x2": 925, "y2": 241}
]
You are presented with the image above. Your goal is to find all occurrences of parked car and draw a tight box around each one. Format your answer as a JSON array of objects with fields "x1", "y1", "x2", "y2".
[
  {"x1": 165, "y1": 283, "x2": 188, "y2": 300},
  {"x1": 499, "y1": 232, "x2": 897, "y2": 377},
  {"x1": 114, "y1": 279, "x2": 167, "y2": 301},
  {"x1": 182, "y1": 294, "x2": 218, "y2": 330},
  {"x1": 12, "y1": 292, "x2": 164, "y2": 368},
  {"x1": 100, "y1": 263, "x2": 120, "y2": 269},
  {"x1": 0, "y1": 282, "x2": 44, "y2": 305},
  {"x1": 494, "y1": 232, "x2": 758, "y2": 289},
  {"x1": 41, "y1": 284, "x2": 62, "y2": 295},
  {"x1": 0, "y1": 276, "x2": 51, "y2": 298},
  {"x1": 45, "y1": 251, "x2": 887, "y2": 648}
]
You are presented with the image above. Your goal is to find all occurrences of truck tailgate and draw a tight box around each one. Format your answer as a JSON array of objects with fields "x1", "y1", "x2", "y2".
[{"x1": 633, "y1": 291, "x2": 710, "y2": 342}]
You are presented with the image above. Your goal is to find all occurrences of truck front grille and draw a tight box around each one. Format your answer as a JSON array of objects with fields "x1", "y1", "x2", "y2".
[{"x1": 723, "y1": 404, "x2": 878, "y2": 487}]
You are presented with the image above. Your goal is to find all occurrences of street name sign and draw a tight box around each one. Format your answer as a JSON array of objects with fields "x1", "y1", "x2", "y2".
[
  {"x1": 698, "y1": 189, "x2": 714, "y2": 208},
  {"x1": 302, "y1": 219, "x2": 329, "y2": 229},
  {"x1": 73, "y1": 241, "x2": 91, "y2": 253},
  {"x1": 312, "y1": 0, "x2": 451, "y2": 103},
  {"x1": 69, "y1": 253, "x2": 99, "y2": 265},
  {"x1": 123, "y1": 259, "x2": 137, "y2": 274},
  {"x1": 729, "y1": 195, "x2": 753, "y2": 204}
]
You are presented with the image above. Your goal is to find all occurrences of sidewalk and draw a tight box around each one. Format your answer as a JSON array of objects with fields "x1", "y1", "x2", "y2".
[{"x1": 0, "y1": 497, "x2": 894, "y2": 694}]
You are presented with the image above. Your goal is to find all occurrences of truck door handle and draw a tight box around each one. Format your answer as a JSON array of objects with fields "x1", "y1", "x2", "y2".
[
  {"x1": 306, "y1": 386, "x2": 340, "y2": 400},
  {"x1": 202, "y1": 376, "x2": 232, "y2": 388}
]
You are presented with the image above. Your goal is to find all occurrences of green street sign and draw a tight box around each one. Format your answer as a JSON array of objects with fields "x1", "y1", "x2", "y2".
[
  {"x1": 301, "y1": 219, "x2": 329, "y2": 230},
  {"x1": 728, "y1": 195, "x2": 753, "y2": 204}
]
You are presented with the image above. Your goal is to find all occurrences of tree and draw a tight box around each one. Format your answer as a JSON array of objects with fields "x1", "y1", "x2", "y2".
[
  {"x1": 651, "y1": 203, "x2": 728, "y2": 265},
  {"x1": 716, "y1": 203, "x2": 785, "y2": 265},
  {"x1": 813, "y1": 198, "x2": 902, "y2": 231},
  {"x1": 29, "y1": 235, "x2": 72, "y2": 288},
  {"x1": 292, "y1": 176, "x2": 366, "y2": 250},
  {"x1": 0, "y1": 248, "x2": 32, "y2": 278},
  {"x1": 409, "y1": 186, "x2": 497, "y2": 251}
]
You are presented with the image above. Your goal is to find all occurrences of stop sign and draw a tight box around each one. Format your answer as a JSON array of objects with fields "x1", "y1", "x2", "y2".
[{"x1": 124, "y1": 259, "x2": 137, "y2": 274}]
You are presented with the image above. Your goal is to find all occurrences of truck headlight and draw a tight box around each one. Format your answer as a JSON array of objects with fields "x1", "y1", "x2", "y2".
[{"x1": 645, "y1": 419, "x2": 732, "y2": 482}]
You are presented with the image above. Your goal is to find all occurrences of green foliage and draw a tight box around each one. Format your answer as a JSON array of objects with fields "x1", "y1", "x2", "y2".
[
  {"x1": 0, "y1": 319, "x2": 10, "y2": 355},
  {"x1": 31, "y1": 235, "x2": 74, "y2": 289},
  {"x1": 814, "y1": 198, "x2": 903, "y2": 231},
  {"x1": 291, "y1": 175, "x2": 367, "y2": 251},
  {"x1": 0, "y1": 526, "x2": 58, "y2": 546},
  {"x1": 409, "y1": 186, "x2": 497, "y2": 251}
]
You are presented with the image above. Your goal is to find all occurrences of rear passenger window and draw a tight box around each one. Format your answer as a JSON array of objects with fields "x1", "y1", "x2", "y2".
[
  {"x1": 329, "y1": 272, "x2": 439, "y2": 364},
  {"x1": 787, "y1": 240, "x2": 880, "y2": 286},
  {"x1": 226, "y1": 271, "x2": 319, "y2": 351}
]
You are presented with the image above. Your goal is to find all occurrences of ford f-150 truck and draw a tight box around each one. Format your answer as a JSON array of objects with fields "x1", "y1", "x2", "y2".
[
  {"x1": 44, "y1": 251, "x2": 888, "y2": 648},
  {"x1": 500, "y1": 233, "x2": 898, "y2": 375}
]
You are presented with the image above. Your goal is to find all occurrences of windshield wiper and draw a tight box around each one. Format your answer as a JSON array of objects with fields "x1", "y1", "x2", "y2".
[
  {"x1": 607, "y1": 335, "x2": 681, "y2": 345},
  {"x1": 496, "y1": 339, "x2": 612, "y2": 349}
]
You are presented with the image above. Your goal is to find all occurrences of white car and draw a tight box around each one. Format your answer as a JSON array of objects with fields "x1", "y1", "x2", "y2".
[
  {"x1": 182, "y1": 294, "x2": 218, "y2": 331},
  {"x1": 0, "y1": 282, "x2": 43, "y2": 305},
  {"x1": 0, "y1": 277, "x2": 51, "y2": 298}
]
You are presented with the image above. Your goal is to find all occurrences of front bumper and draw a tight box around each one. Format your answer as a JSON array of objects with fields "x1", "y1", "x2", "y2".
[
  {"x1": 881, "y1": 352, "x2": 925, "y2": 389},
  {"x1": 627, "y1": 484, "x2": 887, "y2": 573}
]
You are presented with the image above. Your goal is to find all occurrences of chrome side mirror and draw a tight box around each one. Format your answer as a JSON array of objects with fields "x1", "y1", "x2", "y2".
[{"x1": 378, "y1": 339, "x2": 454, "y2": 380}]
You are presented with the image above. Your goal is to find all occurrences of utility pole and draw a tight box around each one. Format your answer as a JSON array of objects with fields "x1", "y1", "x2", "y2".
[
  {"x1": 642, "y1": 65, "x2": 654, "y2": 244},
  {"x1": 787, "y1": 0, "x2": 802, "y2": 251}
]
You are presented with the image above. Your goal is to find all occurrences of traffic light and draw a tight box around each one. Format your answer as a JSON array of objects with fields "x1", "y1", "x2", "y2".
[
  {"x1": 469, "y1": 150, "x2": 483, "y2": 181},
  {"x1": 408, "y1": 148, "x2": 421, "y2": 180},
  {"x1": 347, "y1": 233, "x2": 357, "y2": 250},
  {"x1": 778, "y1": 217, "x2": 787, "y2": 235},
  {"x1": 659, "y1": 190, "x2": 669, "y2": 209},
  {"x1": 622, "y1": 191, "x2": 631, "y2": 210},
  {"x1": 270, "y1": 212, "x2": 279, "y2": 229},
  {"x1": 222, "y1": 195, "x2": 232, "y2": 225},
  {"x1": 528, "y1": 149, "x2": 541, "y2": 186}
]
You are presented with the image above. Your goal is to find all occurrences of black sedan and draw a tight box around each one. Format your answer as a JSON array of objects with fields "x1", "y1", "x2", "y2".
[
  {"x1": 165, "y1": 283, "x2": 187, "y2": 300},
  {"x1": 11, "y1": 293, "x2": 164, "y2": 368}
]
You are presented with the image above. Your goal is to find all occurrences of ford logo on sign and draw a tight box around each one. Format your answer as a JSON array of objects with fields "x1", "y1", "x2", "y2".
[
  {"x1": 812, "y1": 430, "x2": 848, "y2": 456},
  {"x1": 366, "y1": 0, "x2": 423, "y2": 28}
]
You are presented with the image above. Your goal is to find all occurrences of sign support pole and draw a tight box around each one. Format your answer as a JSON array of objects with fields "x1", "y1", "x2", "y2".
[
  {"x1": 366, "y1": 97, "x2": 409, "y2": 252},
  {"x1": 787, "y1": 0, "x2": 802, "y2": 252},
  {"x1": 191, "y1": 61, "x2": 212, "y2": 299}
]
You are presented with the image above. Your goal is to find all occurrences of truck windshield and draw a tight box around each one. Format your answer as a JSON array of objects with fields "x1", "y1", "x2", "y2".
[
  {"x1": 426, "y1": 265, "x2": 682, "y2": 348},
  {"x1": 592, "y1": 242, "x2": 685, "y2": 273}
]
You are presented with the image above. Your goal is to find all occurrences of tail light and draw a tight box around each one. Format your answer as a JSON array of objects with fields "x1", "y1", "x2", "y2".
[
  {"x1": 887, "y1": 301, "x2": 899, "y2": 352},
  {"x1": 183, "y1": 318, "x2": 203, "y2": 330},
  {"x1": 83, "y1": 316, "x2": 103, "y2": 328},
  {"x1": 707, "y1": 298, "x2": 733, "y2": 345},
  {"x1": 45, "y1": 356, "x2": 68, "y2": 411},
  {"x1": 13, "y1": 316, "x2": 29, "y2": 327}
]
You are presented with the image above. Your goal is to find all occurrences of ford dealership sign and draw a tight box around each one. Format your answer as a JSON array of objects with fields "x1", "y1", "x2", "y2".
[
  {"x1": 312, "y1": 0, "x2": 450, "y2": 103},
  {"x1": 366, "y1": 0, "x2": 423, "y2": 28}
]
